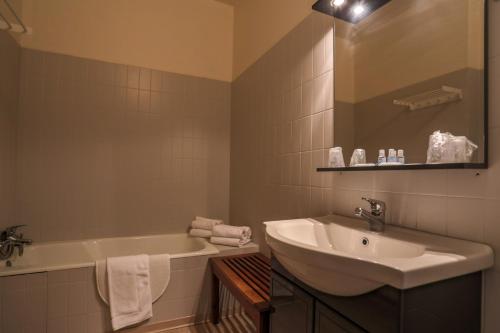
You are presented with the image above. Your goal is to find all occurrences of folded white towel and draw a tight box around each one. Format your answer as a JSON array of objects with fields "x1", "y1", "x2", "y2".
[
  {"x1": 191, "y1": 216, "x2": 223, "y2": 230},
  {"x1": 210, "y1": 236, "x2": 251, "y2": 248},
  {"x1": 105, "y1": 254, "x2": 152, "y2": 331},
  {"x1": 212, "y1": 225, "x2": 252, "y2": 240},
  {"x1": 189, "y1": 228, "x2": 212, "y2": 238},
  {"x1": 96, "y1": 254, "x2": 171, "y2": 307}
]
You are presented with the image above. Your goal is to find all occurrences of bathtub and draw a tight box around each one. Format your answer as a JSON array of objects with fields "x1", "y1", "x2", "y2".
[
  {"x1": 0, "y1": 233, "x2": 220, "y2": 277},
  {"x1": 0, "y1": 233, "x2": 258, "y2": 332}
]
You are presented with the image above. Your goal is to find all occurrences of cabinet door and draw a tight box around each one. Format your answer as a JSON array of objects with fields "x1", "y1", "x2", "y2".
[
  {"x1": 315, "y1": 302, "x2": 367, "y2": 333},
  {"x1": 270, "y1": 272, "x2": 314, "y2": 333}
]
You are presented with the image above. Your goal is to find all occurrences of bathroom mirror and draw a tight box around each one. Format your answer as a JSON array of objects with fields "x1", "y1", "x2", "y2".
[{"x1": 316, "y1": 0, "x2": 488, "y2": 171}]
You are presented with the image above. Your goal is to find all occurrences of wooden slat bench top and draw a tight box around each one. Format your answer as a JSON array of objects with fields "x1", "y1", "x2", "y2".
[{"x1": 210, "y1": 253, "x2": 271, "y2": 332}]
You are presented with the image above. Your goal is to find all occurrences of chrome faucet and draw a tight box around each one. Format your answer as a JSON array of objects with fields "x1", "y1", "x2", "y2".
[
  {"x1": 0, "y1": 225, "x2": 32, "y2": 260},
  {"x1": 354, "y1": 197, "x2": 386, "y2": 232}
]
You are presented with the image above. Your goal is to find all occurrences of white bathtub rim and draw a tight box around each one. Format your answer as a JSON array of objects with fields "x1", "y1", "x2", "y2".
[{"x1": 0, "y1": 233, "x2": 220, "y2": 277}]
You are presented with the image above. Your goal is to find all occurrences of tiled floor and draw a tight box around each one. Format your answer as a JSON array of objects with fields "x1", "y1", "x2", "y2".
[{"x1": 161, "y1": 315, "x2": 256, "y2": 333}]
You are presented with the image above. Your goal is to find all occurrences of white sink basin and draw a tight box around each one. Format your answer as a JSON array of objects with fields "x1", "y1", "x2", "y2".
[{"x1": 264, "y1": 215, "x2": 493, "y2": 296}]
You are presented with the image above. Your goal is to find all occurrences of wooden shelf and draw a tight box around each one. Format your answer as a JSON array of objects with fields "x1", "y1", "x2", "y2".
[{"x1": 317, "y1": 163, "x2": 487, "y2": 172}]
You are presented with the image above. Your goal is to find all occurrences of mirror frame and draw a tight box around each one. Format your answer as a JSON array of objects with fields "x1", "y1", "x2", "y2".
[{"x1": 313, "y1": 0, "x2": 489, "y2": 172}]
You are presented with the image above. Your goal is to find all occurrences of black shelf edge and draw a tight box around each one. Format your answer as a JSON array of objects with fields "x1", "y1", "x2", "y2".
[{"x1": 317, "y1": 163, "x2": 488, "y2": 172}]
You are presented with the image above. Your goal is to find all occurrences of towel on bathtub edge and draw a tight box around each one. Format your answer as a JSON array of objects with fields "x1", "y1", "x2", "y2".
[{"x1": 95, "y1": 253, "x2": 171, "y2": 330}]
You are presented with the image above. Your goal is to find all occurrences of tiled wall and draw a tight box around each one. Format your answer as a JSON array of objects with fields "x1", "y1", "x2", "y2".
[
  {"x1": 0, "y1": 31, "x2": 20, "y2": 231},
  {"x1": 230, "y1": 1, "x2": 500, "y2": 332},
  {"x1": 16, "y1": 49, "x2": 231, "y2": 242},
  {"x1": 231, "y1": 12, "x2": 334, "y2": 249}
]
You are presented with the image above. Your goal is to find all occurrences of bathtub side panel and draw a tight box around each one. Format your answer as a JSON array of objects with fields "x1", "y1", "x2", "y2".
[
  {"x1": 47, "y1": 267, "x2": 113, "y2": 333},
  {"x1": 0, "y1": 272, "x2": 47, "y2": 333},
  {"x1": 0, "y1": 244, "x2": 258, "y2": 332},
  {"x1": 152, "y1": 256, "x2": 213, "y2": 324}
]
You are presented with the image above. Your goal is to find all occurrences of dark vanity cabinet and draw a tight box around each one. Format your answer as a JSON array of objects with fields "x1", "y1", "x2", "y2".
[
  {"x1": 314, "y1": 302, "x2": 366, "y2": 333},
  {"x1": 270, "y1": 272, "x2": 314, "y2": 333},
  {"x1": 270, "y1": 258, "x2": 482, "y2": 333}
]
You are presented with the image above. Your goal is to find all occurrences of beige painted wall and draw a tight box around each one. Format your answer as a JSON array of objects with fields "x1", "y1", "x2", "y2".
[
  {"x1": 8, "y1": 0, "x2": 327, "y2": 82},
  {"x1": 17, "y1": 0, "x2": 234, "y2": 82},
  {"x1": 231, "y1": 0, "x2": 318, "y2": 80}
]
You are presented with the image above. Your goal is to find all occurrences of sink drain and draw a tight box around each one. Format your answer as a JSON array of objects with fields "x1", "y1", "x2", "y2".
[{"x1": 361, "y1": 237, "x2": 369, "y2": 246}]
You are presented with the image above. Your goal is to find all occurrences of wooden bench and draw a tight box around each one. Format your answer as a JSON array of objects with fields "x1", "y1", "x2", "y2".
[{"x1": 210, "y1": 253, "x2": 271, "y2": 333}]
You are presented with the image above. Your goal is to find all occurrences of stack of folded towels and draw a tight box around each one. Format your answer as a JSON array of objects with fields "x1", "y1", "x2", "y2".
[
  {"x1": 211, "y1": 224, "x2": 252, "y2": 247},
  {"x1": 189, "y1": 216, "x2": 252, "y2": 247},
  {"x1": 189, "y1": 216, "x2": 223, "y2": 238}
]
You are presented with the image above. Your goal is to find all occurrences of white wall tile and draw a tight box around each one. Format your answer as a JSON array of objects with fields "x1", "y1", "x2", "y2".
[
  {"x1": 416, "y1": 196, "x2": 447, "y2": 234},
  {"x1": 484, "y1": 271, "x2": 500, "y2": 333},
  {"x1": 300, "y1": 152, "x2": 312, "y2": 186},
  {"x1": 483, "y1": 199, "x2": 500, "y2": 271},
  {"x1": 2, "y1": 289, "x2": 26, "y2": 333},
  {"x1": 390, "y1": 194, "x2": 418, "y2": 228},
  {"x1": 485, "y1": 129, "x2": 500, "y2": 198},
  {"x1": 67, "y1": 315, "x2": 87, "y2": 333},
  {"x1": 311, "y1": 112, "x2": 324, "y2": 149},
  {"x1": 447, "y1": 170, "x2": 486, "y2": 198},
  {"x1": 301, "y1": 18, "x2": 314, "y2": 83},
  {"x1": 333, "y1": 171, "x2": 374, "y2": 191},
  {"x1": 291, "y1": 153, "x2": 301, "y2": 186},
  {"x1": 312, "y1": 71, "x2": 333, "y2": 113},
  {"x1": 48, "y1": 283, "x2": 69, "y2": 318},
  {"x1": 331, "y1": 189, "x2": 354, "y2": 217},
  {"x1": 1, "y1": 275, "x2": 26, "y2": 290},
  {"x1": 292, "y1": 120, "x2": 301, "y2": 153},
  {"x1": 25, "y1": 287, "x2": 47, "y2": 332},
  {"x1": 302, "y1": 80, "x2": 313, "y2": 117},
  {"x1": 47, "y1": 318, "x2": 67, "y2": 333},
  {"x1": 412, "y1": 170, "x2": 448, "y2": 196},
  {"x1": 373, "y1": 171, "x2": 413, "y2": 193},
  {"x1": 446, "y1": 197, "x2": 484, "y2": 242},
  {"x1": 87, "y1": 311, "x2": 110, "y2": 333},
  {"x1": 0, "y1": 273, "x2": 47, "y2": 333},
  {"x1": 68, "y1": 282, "x2": 88, "y2": 315},
  {"x1": 313, "y1": 18, "x2": 327, "y2": 77},
  {"x1": 324, "y1": 109, "x2": 333, "y2": 148},
  {"x1": 300, "y1": 116, "x2": 312, "y2": 152},
  {"x1": 311, "y1": 187, "x2": 326, "y2": 216},
  {"x1": 311, "y1": 150, "x2": 325, "y2": 187}
]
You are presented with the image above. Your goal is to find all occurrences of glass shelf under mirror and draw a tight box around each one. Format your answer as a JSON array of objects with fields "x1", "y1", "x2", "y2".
[{"x1": 317, "y1": 163, "x2": 487, "y2": 172}]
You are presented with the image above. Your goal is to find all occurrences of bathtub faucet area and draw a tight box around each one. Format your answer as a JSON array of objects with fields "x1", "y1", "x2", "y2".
[{"x1": 0, "y1": 225, "x2": 32, "y2": 260}]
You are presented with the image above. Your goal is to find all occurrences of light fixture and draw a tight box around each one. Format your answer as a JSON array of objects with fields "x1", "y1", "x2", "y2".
[
  {"x1": 352, "y1": 4, "x2": 366, "y2": 16},
  {"x1": 330, "y1": 0, "x2": 345, "y2": 7},
  {"x1": 313, "y1": 0, "x2": 391, "y2": 24}
]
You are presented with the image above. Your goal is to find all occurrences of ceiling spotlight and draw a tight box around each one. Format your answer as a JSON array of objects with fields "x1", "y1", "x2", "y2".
[
  {"x1": 352, "y1": 4, "x2": 366, "y2": 16},
  {"x1": 331, "y1": 0, "x2": 345, "y2": 7}
]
